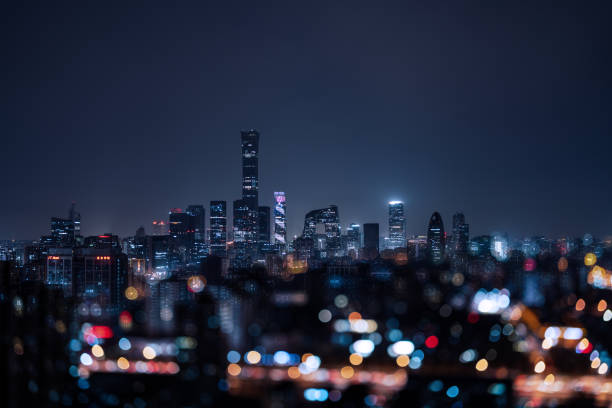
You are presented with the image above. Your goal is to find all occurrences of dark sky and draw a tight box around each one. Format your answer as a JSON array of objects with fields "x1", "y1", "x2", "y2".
[{"x1": 3, "y1": 1, "x2": 611, "y2": 241}]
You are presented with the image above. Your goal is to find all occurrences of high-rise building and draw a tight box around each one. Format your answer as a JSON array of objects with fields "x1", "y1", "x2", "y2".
[
  {"x1": 363, "y1": 223, "x2": 379, "y2": 252},
  {"x1": 152, "y1": 220, "x2": 169, "y2": 236},
  {"x1": 388, "y1": 201, "x2": 406, "y2": 249},
  {"x1": 451, "y1": 212, "x2": 469, "y2": 255},
  {"x1": 302, "y1": 205, "x2": 341, "y2": 256},
  {"x1": 273, "y1": 192, "x2": 287, "y2": 247},
  {"x1": 168, "y1": 208, "x2": 190, "y2": 239},
  {"x1": 209, "y1": 201, "x2": 227, "y2": 257},
  {"x1": 232, "y1": 199, "x2": 251, "y2": 267},
  {"x1": 50, "y1": 217, "x2": 75, "y2": 247},
  {"x1": 241, "y1": 130, "x2": 259, "y2": 248},
  {"x1": 427, "y1": 212, "x2": 445, "y2": 264},
  {"x1": 257, "y1": 206, "x2": 270, "y2": 244},
  {"x1": 186, "y1": 205, "x2": 206, "y2": 242},
  {"x1": 346, "y1": 223, "x2": 361, "y2": 254}
]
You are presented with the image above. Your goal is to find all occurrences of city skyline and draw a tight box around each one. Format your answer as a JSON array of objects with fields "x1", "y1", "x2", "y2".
[{"x1": 3, "y1": 2, "x2": 611, "y2": 239}]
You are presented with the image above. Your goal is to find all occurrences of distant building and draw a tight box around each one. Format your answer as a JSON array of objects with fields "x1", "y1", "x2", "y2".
[
  {"x1": 50, "y1": 217, "x2": 75, "y2": 247},
  {"x1": 451, "y1": 212, "x2": 469, "y2": 255},
  {"x1": 241, "y1": 130, "x2": 259, "y2": 249},
  {"x1": 346, "y1": 223, "x2": 361, "y2": 255},
  {"x1": 302, "y1": 205, "x2": 341, "y2": 256},
  {"x1": 427, "y1": 212, "x2": 445, "y2": 264},
  {"x1": 186, "y1": 205, "x2": 206, "y2": 242},
  {"x1": 387, "y1": 201, "x2": 406, "y2": 249},
  {"x1": 273, "y1": 192, "x2": 287, "y2": 248},
  {"x1": 152, "y1": 220, "x2": 169, "y2": 236},
  {"x1": 209, "y1": 201, "x2": 227, "y2": 257}
]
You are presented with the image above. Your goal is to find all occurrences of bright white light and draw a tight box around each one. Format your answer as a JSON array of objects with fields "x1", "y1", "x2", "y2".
[
  {"x1": 80, "y1": 353, "x2": 93, "y2": 366},
  {"x1": 604, "y1": 310, "x2": 612, "y2": 322},
  {"x1": 305, "y1": 355, "x2": 321, "y2": 370},
  {"x1": 389, "y1": 201, "x2": 403, "y2": 205},
  {"x1": 563, "y1": 327, "x2": 584, "y2": 340},
  {"x1": 353, "y1": 339, "x2": 375, "y2": 356},
  {"x1": 273, "y1": 351, "x2": 290, "y2": 365},
  {"x1": 391, "y1": 340, "x2": 415, "y2": 356}
]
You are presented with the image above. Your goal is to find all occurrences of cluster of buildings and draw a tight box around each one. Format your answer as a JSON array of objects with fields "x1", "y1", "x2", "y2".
[{"x1": 2, "y1": 130, "x2": 612, "y2": 408}]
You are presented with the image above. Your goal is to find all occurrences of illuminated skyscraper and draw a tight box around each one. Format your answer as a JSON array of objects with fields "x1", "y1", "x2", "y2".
[
  {"x1": 303, "y1": 205, "x2": 341, "y2": 256},
  {"x1": 346, "y1": 223, "x2": 361, "y2": 254},
  {"x1": 50, "y1": 217, "x2": 75, "y2": 247},
  {"x1": 241, "y1": 130, "x2": 259, "y2": 246},
  {"x1": 388, "y1": 201, "x2": 406, "y2": 249},
  {"x1": 209, "y1": 201, "x2": 227, "y2": 257},
  {"x1": 273, "y1": 192, "x2": 287, "y2": 247},
  {"x1": 427, "y1": 212, "x2": 445, "y2": 265}
]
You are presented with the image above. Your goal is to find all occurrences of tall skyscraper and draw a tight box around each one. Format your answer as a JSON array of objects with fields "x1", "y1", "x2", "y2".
[
  {"x1": 388, "y1": 201, "x2": 406, "y2": 249},
  {"x1": 363, "y1": 223, "x2": 379, "y2": 252},
  {"x1": 273, "y1": 192, "x2": 287, "y2": 247},
  {"x1": 427, "y1": 212, "x2": 445, "y2": 265},
  {"x1": 241, "y1": 130, "x2": 259, "y2": 247},
  {"x1": 257, "y1": 206, "x2": 270, "y2": 243},
  {"x1": 209, "y1": 201, "x2": 227, "y2": 257}
]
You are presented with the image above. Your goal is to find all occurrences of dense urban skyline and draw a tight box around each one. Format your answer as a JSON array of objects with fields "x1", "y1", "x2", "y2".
[{"x1": 3, "y1": 1, "x2": 612, "y2": 240}]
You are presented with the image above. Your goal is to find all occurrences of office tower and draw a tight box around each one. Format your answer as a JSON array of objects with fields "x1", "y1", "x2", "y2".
[
  {"x1": 232, "y1": 199, "x2": 251, "y2": 267},
  {"x1": 302, "y1": 205, "x2": 341, "y2": 255},
  {"x1": 146, "y1": 235, "x2": 170, "y2": 280},
  {"x1": 187, "y1": 205, "x2": 207, "y2": 262},
  {"x1": 186, "y1": 205, "x2": 206, "y2": 242},
  {"x1": 69, "y1": 202, "x2": 81, "y2": 236},
  {"x1": 363, "y1": 223, "x2": 380, "y2": 253},
  {"x1": 73, "y1": 246, "x2": 127, "y2": 315},
  {"x1": 346, "y1": 223, "x2": 361, "y2": 255},
  {"x1": 452, "y1": 212, "x2": 469, "y2": 255},
  {"x1": 168, "y1": 208, "x2": 190, "y2": 239},
  {"x1": 45, "y1": 248, "x2": 73, "y2": 297},
  {"x1": 273, "y1": 192, "x2": 287, "y2": 247},
  {"x1": 241, "y1": 130, "x2": 260, "y2": 247},
  {"x1": 152, "y1": 220, "x2": 169, "y2": 236},
  {"x1": 257, "y1": 206, "x2": 270, "y2": 243},
  {"x1": 388, "y1": 201, "x2": 406, "y2": 249},
  {"x1": 210, "y1": 201, "x2": 227, "y2": 257},
  {"x1": 427, "y1": 212, "x2": 445, "y2": 264},
  {"x1": 50, "y1": 217, "x2": 75, "y2": 247}
]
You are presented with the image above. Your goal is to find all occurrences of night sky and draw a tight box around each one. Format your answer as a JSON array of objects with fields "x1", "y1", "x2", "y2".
[{"x1": 3, "y1": 1, "x2": 611, "y2": 240}]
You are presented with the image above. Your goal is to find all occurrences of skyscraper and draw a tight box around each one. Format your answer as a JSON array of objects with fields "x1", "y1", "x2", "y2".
[
  {"x1": 302, "y1": 205, "x2": 341, "y2": 256},
  {"x1": 209, "y1": 201, "x2": 227, "y2": 257},
  {"x1": 241, "y1": 130, "x2": 259, "y2": 247},
  {"x1": 427, "y1": 212, "x2": 445, "y2": 265},
  {"x1": 346, "y1": 223, "x2": 361, "y2": 254},
  {"x1": 451, "y1": 212, "x2": 469, "y2": 255},
  {"x1": 50, "y1": 217, "x2": 75, "y2": 247},
  {"x1": 152, "y1": 220, "x2": 169, "y2": 236},
  {"x1": 388, "y1": 201, "x2": 406, "y2": 249},
  {"x1": 186, "y1": 205, "x2": 206, "y2": 242},
  {"x1": 273, "y1": 192, "x2": 287, "y2": 247}
]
